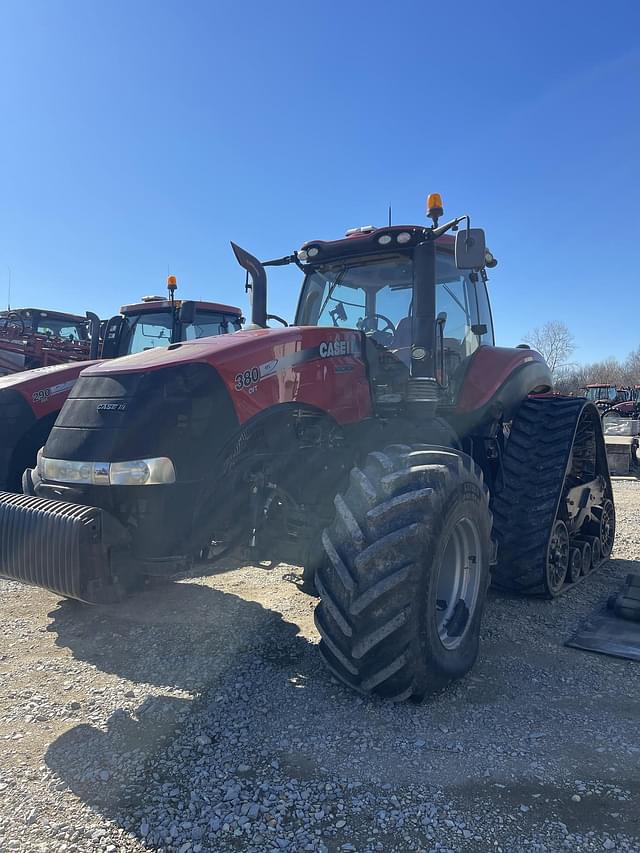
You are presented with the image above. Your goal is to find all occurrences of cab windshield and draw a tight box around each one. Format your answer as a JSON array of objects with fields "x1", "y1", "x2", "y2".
[
  {"x1": 123, "y1": 310, "x2": 241, "y2": 355},
  {"x1": 35, "y1": 316, "x2": 88, "y2": 341},
  {"x1": 585, "y1": 387, "x2": 619, "y2": 403},
  {"x1": 296, "y1": 251, "x2": 494, "y2": 362}
]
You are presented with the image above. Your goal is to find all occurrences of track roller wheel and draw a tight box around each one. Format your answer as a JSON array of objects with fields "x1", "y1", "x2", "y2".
[
  {"x1": 581, "y1": 535, "x2": 602, "y2": 571},
  {"x1": 568, "y1": 546, "x2": 582, "y2": 584},
  {"x1": 546, "y1": 520, "x2": 570, "y2": 595},
  {"x1": 589, "y1": 499, "x2": 615, "y2": 560},
  {"x1": 574, "y1": 539, "x2": 592, "y2": 576},
  {"x1": 315, "y1": 445, "x2": 493, "y2": 701}
]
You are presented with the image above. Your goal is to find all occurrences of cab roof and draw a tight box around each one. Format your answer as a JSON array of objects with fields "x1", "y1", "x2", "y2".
[
  {"x1": 119, "y1": 298, "x2": 242, "y2": 316},
  {"x1": 299, "y1": 225, "x2": 454, "y2": 265},
  {"x1": 0, "y1": 307, "x2": 88, "y2": 323}
]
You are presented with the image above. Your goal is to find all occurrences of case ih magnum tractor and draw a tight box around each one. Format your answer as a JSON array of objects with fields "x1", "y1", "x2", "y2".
[
  {"x1": 0, "y1": 284, "x2": 242, "y2": 492},
  {"x1": 0, "y1": 196, "x2": 614, "y2": 701}
]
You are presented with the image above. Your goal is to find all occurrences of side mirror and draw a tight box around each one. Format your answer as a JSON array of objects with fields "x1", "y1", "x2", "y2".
[
  {"x1": 178, "y1": 300, "x2": 197, "y2": 325},
  {"x1": 455, "y1": 228, "x2": 486, "y2": 270}
]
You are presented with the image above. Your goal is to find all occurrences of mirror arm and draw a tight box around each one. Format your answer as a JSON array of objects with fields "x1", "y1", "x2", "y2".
[
  {"x1": 263, "y1": 254, "x2": 296, "y2": 267},
  {"x1": 429, "y1": 215, "x2": 469, "y2": 239}
]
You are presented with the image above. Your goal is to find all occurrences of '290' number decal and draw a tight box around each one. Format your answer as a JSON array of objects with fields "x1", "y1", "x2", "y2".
[{"x1": 235, "y1": 367, "x2": 260, "y2": 390}]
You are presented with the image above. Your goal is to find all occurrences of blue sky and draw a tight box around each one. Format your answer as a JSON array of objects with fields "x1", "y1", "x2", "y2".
[{"x1": 0, "y1": 0, "x2": 638, "y2": 363}]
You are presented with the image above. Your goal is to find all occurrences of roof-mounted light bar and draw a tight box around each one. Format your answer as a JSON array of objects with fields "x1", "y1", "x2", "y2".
[{"x1": 345, "y1": 225, "x2": 376, "y2": 237}]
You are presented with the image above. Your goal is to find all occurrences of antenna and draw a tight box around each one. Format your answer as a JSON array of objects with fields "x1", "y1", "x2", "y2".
[
  {"x1": 7, "y1": 266, "x2": 11, "y2": 311},
  {"x1": 388, "y1": 205, "x2": 392, "y2": 227}
]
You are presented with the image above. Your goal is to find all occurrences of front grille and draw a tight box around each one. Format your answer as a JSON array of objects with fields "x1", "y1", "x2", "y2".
[{"x1": 0, "y1": 491, "x2": 128, "y2": 603}]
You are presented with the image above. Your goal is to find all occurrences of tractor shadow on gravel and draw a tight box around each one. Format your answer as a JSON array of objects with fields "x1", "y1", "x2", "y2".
[
  {"x1": 44, "y1": 577, "x2": 320, "y2": 818},
  {"x1": 46, "y1": 575, "x2": 313, "y2": 691}
]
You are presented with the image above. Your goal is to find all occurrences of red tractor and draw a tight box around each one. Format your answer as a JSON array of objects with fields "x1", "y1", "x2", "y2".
[
  {"x1": 606, "y1": 386, "x2": 640, "y2": 418},
  {"x1": 0, "y1": 307, "x2": 100, "y2": 376},
  {"x1": 0, "y1": 284, "x2": 242, "y2": 492},
  {"x1": 0, "y1": 196, "x2": 614, "y2": 701}
]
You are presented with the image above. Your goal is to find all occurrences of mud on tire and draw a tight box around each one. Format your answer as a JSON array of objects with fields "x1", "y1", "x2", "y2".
[{"x1": 314, "y1": 445, "x2": 493, "y2": 702}]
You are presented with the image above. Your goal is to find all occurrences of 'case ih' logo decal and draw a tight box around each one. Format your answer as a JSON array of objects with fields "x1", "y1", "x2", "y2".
[
  {"x1": 234, "y1": 338, "x2": 361, "y2": 392},
  {"x1": 97, "y1": 402, "x2": 127, "y2": 412},
  {"x1": 319, "y1": 339, "x2": 360, "y2": 358}
]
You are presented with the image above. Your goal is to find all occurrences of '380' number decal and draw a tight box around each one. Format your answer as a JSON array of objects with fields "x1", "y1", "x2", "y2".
[{"x1": 235, "y1": 367, "x2": 260, "y2": 390}]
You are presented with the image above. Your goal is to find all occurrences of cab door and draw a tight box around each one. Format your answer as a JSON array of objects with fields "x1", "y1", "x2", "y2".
[{"x1": 100, "y1": 316, "x2": 124, "y2": 358}]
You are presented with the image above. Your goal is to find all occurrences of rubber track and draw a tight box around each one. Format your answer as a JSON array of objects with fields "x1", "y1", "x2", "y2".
[
  {"x1": 315, "y1": 444, "x2": 492, "y2": 701},
  {"x1": 492, "y1": 396, "x2": 609, "y2": 596}
]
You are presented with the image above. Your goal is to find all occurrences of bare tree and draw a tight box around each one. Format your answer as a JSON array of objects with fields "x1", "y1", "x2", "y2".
[
  {"x1": 625, "y1": 346, "x2": 640, "y2": 383},
  {"x1": 523, "y1": 321, "x2": 576, "y2": 377},
  {"x1": 554, "y1": 350, "x2": 640, "y2": 396}
]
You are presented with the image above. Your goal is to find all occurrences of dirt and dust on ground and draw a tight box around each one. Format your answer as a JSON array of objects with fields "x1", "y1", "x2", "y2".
[{"x1": 0, "y1": 480, "x2": 639, "y2": 853}]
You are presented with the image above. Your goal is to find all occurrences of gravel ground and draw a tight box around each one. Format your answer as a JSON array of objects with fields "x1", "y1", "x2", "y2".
[{"x1": 0, "y1": 480, "x2": 639, "y2": 853}]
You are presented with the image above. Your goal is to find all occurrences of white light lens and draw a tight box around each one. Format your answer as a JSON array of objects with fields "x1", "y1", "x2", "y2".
[
  {"x1": 297, "y1": 249, "x2": 308, "y2": 260},
  {"x1": 110, "y1": 460, "x2": 150, "y2": 485},
  {"x1": 36, "y1": 446, "x2": 44, "y2": 474},
  {"x1": 42, "y1": 458, "x2": 93, "y2": 484},
  {"x1": 396, "y1": 232, "x2": 411, "y2": 244},
  {"x1": 378, "y1": 234, "x2": 392, "y2": 245},
  {"x1": 307, "y1": 247, "x2": 319, "y2": 257},
  {"x1": 40, "y1": 456, "x2": 176, "y2": 486}
]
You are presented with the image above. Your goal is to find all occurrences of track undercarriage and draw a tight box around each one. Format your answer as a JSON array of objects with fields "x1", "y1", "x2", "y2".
[{"x1": 492, "y1": 396, "x2": 615, "y2": 597}]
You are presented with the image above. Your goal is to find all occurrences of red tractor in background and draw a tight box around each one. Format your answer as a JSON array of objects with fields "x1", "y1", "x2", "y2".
[
  {"x1": 0, "y1": 195, "x2": 614, "y2": 702},
  {"x1": 0, "y1": 282, "x2": 242, "y2": 492},
  {"x1": 0, "y1": 307, "x2": 101, "y2": 376},
  {"x1": 604, "y1": 387, "x2": 640, "y2": 418}
]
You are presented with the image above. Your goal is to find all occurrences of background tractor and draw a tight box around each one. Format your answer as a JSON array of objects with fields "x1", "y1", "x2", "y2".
[
  {"x1": 0, "y1": 195, "x2": 614, "y2": 702},
  {"x1": 0, "y1": 307, "x2": 101, "y2": 377},
  {"x1": 0, "y1": 280, "x2": 242, "y2": 492}
]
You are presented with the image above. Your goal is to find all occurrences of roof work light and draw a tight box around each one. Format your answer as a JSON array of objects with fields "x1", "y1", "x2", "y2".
[{"x1": 427, "y1": 192, "x2": 444, "y2": 227}]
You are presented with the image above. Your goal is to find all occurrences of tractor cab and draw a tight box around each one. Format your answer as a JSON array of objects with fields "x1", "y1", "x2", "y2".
[
  {"x1": 0, "y1": 308, "x2": 91, "y2": 342},
  {"x1": 294, "y1": 226, "x2": 495, "y2": 383},
  {"x1": 101, "y1": 278, "x2": 243, "y2": 358},
  {"x1": 583, "y1": 385, "x2": 629, "y2": 407},
  {"x1": 0, "y1": 308, "x2": 95, "y2": 376},
  {"x1": 234, "y1": 194, "x2": 497, "y2": 413}
]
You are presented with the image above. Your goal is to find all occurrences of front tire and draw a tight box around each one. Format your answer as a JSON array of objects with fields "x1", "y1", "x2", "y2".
[{"x1": 314, "y1": 445, "x2": 493, "y2": 701}]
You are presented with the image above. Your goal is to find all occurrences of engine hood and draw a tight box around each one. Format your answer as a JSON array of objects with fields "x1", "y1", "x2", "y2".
[
  {"x1": 0, "y1": 359, "x2": 98, "y2": 392},
  {"x1": 80, "y1": 327, "x2": 304, "y2": 377}
]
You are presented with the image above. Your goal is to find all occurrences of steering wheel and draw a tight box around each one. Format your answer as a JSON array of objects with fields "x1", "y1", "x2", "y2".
[
  {"x1": 4, "y1": 312, "x2": 25, "y2": 336},
  {"x1": 359, "y1": 313, "x2": 396, "y2": 346}
]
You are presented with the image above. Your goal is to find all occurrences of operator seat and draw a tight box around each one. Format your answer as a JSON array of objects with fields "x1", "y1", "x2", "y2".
[
  {"x1": 392, "y1": 316, "x2": 412, "y2": 349},
  {"x1": 389, "y1": 316, "x2": 412, "y2": 366}
]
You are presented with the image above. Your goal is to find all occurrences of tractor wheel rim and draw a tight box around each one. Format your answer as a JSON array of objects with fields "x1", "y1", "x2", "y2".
[
  {"x1": 600, "y1": 500, "x2": 614, "y2": 557},
  {"x1": 435, "y1": 516, "x2": 482, "y2": 651},
  {"x1": 547, "y1": 521, "x2": 569, "y2": 593}
]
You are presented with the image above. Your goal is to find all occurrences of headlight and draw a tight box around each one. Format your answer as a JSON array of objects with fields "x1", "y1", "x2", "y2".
[
  {"x1": 40, "y1": 456, "x2": 176, "y2": 486},
  {"x1": 41, "y1": 458, "x2": 94, "y2": 484},
  {"x1": 111, "y1": 458, "x2": 176, "y2": 485}
]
